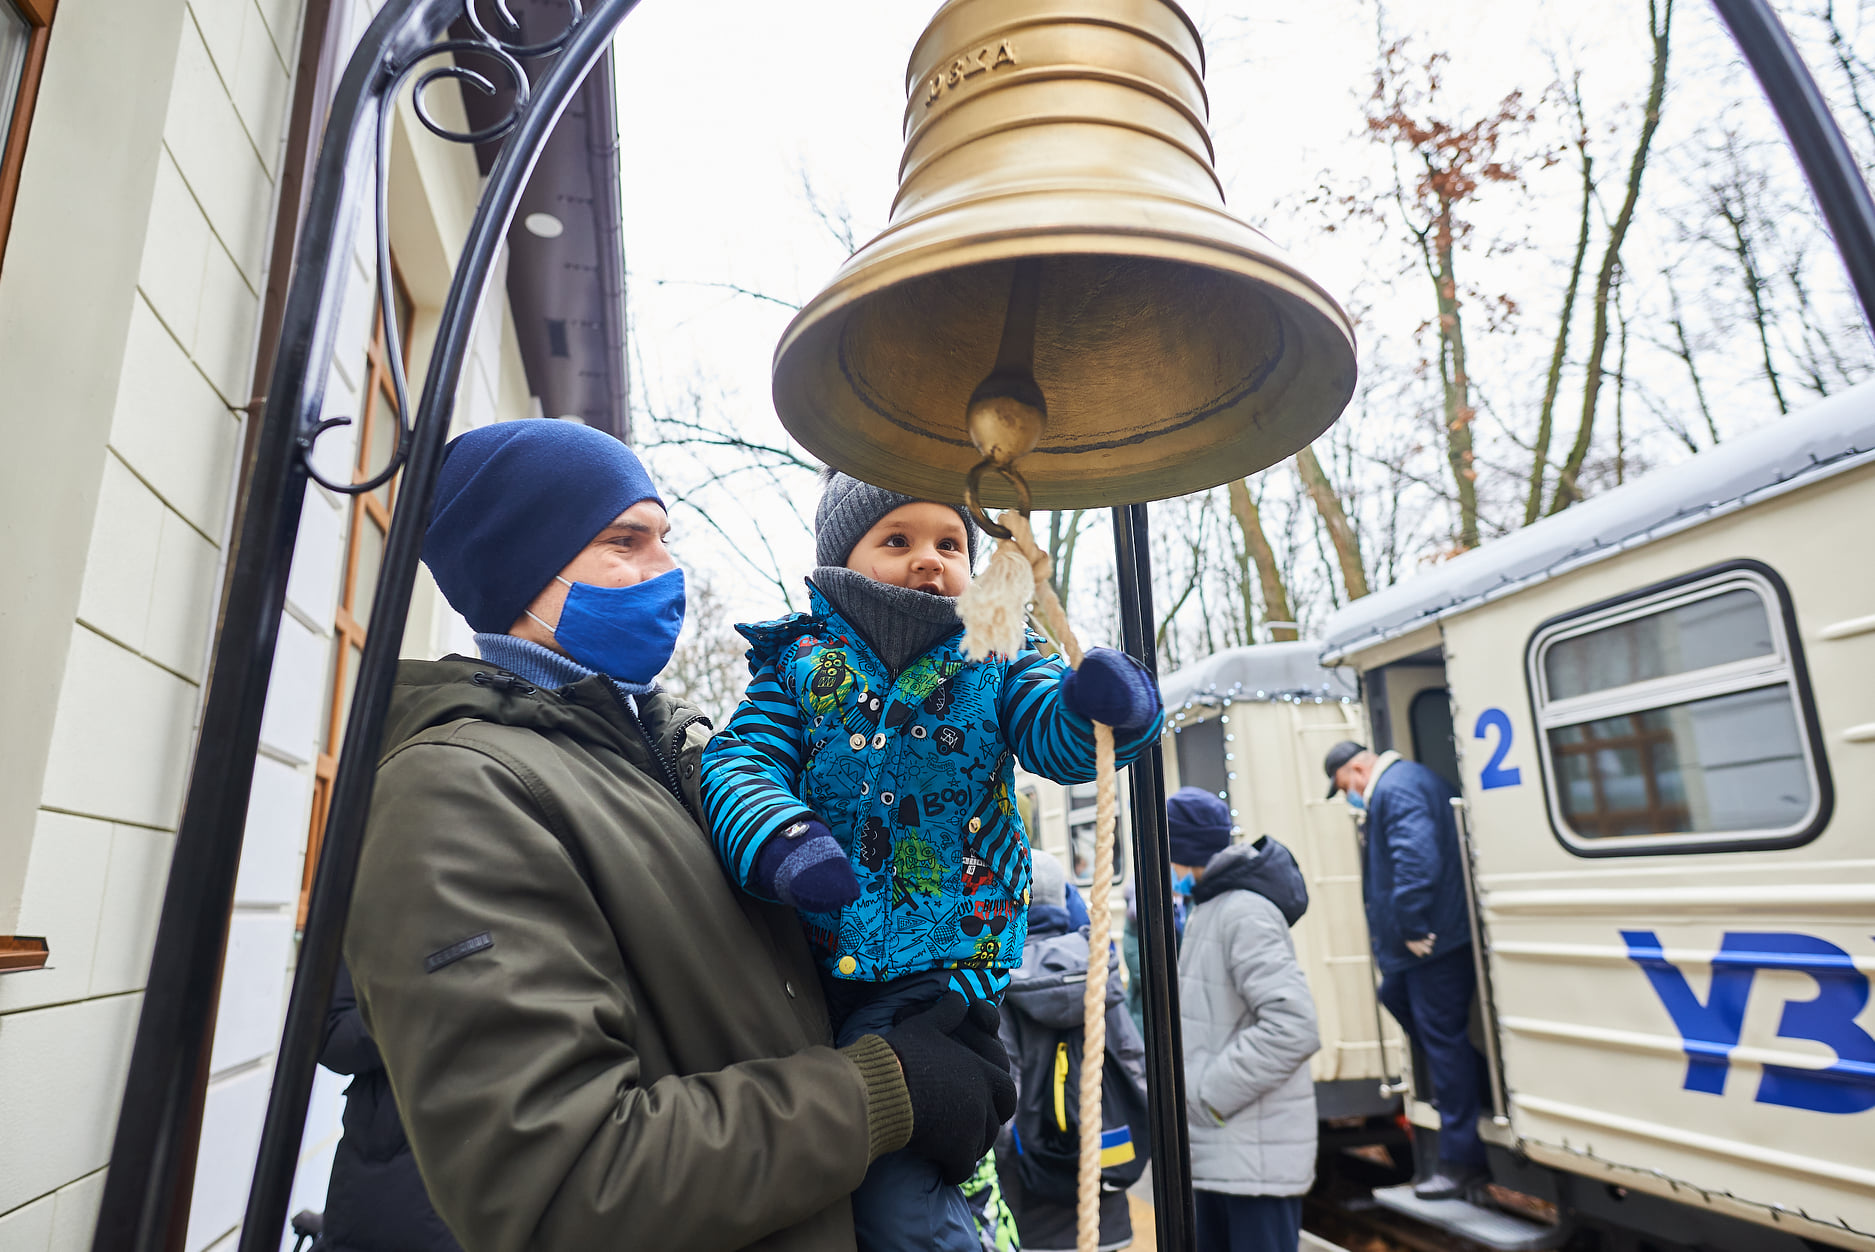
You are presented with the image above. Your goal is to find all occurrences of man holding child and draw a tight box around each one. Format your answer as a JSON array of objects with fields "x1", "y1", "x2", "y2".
[{"x1": 344, "y1": 422, "x2": 1031, "y2": 1250}]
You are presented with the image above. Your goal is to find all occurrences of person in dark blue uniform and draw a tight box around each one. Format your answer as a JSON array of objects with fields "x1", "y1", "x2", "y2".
[{"x1": 1325, "y1": 740, "x2": 1490, "y2": 1200}]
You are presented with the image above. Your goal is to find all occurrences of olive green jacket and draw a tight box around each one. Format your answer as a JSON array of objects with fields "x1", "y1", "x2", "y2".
[{"x1": 345, "y1": 658, "x2": 912, "y2": 1252}]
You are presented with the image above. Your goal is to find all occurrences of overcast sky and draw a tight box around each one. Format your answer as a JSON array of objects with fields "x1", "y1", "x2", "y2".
[{"x1": 611, "y1": 0, "x2": 1857, "y2": 623}]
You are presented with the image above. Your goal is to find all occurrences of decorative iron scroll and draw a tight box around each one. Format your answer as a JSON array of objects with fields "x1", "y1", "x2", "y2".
[{"x1": 300, "y1": 0, "x2": 583, "y2": 497}]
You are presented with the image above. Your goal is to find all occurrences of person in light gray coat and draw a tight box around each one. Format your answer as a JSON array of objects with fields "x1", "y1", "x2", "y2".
[{"x1": 1176, "y1": 803, "x2": 1319, "y2": 1252}]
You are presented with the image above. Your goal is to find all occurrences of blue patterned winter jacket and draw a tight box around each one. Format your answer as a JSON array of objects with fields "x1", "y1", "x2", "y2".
[{"x1": 701, "y1": 584, "x2": 1164, "y2": 1002}]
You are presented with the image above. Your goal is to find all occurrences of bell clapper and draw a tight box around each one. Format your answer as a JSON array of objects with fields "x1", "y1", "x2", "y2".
[{"x1": 964, "y1": 258, "x2": 1048, "y2": 539}]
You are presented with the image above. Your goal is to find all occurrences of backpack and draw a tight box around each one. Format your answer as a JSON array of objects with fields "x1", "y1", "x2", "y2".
[{"x1": 1009, "y1": 1015, "x2": 1151, "y2": 1204}]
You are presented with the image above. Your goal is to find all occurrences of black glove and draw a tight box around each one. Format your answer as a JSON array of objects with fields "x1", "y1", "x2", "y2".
[{"x1": 881, "y1": 992, "x2": 1018, "y2": 1185}]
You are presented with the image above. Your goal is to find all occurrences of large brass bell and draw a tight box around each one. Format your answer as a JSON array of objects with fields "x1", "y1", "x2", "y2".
[{"x1": 772, "y1": 0, "x2": 1358, "y2": 512}]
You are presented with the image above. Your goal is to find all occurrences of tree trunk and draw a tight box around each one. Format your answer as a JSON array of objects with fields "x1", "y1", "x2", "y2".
[
  {"x1": 1664, "y1": 271, "x2": 1720, "y2": 447},
  {"x1": 1824, "y1": 0, "x2": 1875, "y2": 156},
  {"x1": 1551, "y1": 0, "x2": 1672, "y2": 514},
  {"x1": 1528, "y1": 109, "x2": 1595, "y2": 526},
  {"x1": 1226, "y1": 477, "x2": 1296, "y2": 642},
  {"x1": 1715, "y1": 187, "x2": 1789, "y2": 414},
  {"x1": 1614, "y1": 285, "x2": 1630, "y2": 484},
  {"x1": 1228, "y1": 518, "x2": 1257, "y2": 647},
  {"x1": 1046, "y1": 509, "x2": 1088, "y2": 605},
  {"x1": 1295, "y1": 446, "x2": 1370, "y2": 598},
  {"x1": 1427, "y1": 197, "x2": 1481, "y2": 548}
]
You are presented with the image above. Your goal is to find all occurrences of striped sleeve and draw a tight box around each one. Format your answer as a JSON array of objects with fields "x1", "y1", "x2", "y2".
[
  {"x1": 947, "y1": 967, "x2": 1011, "y2": 1004},
  {"x1": 996, "y1": 644, "x2": 1166, "y2": 783},
  {"x1": 699, "y1": 657, "x2": 817, "y2": 894}
]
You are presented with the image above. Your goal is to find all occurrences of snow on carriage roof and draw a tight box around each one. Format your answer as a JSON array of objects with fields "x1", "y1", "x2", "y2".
[
  {"x1": 1318, "y1": 380, "x2": 1875, "y2": 665},
  {"x1": 1160, "y1": 640, "x2": 1359, "y2": 711}
]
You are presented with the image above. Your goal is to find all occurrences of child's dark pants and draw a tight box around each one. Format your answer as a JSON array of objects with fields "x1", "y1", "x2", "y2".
[{"x1": 826, "y1": 971, "x2": 983, "y2": 1252}]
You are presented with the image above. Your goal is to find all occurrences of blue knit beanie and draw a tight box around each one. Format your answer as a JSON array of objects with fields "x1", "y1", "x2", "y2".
[
  {"x1": 423, "y1": 421, "x2": 664, "y2": 633},
  {"x1": 1166, "y1": 786, "x2": 1233, "y2": 867}
]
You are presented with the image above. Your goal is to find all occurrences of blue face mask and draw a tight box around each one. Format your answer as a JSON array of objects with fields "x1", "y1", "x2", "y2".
[
  {"x1": 1172, "y1": 873, "x2": 1195, "y2": 897},
  {"x1": 1346, "y1": 789, "x2": 1367, "y2": 812},
  {"x1": 535, "y1": 567, "x2": 686, "y2": 684}
]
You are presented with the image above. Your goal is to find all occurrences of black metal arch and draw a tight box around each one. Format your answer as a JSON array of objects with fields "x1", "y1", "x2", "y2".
[
  {"x1": 89, "y1": 2, "x2": 644, "y2": 1248},
  {"x1": 90, "y1": 1, "x2": 1875, "y2": 1250}
]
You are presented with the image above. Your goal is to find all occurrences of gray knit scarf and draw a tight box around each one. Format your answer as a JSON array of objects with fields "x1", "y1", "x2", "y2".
[{"x1": 811, "y1": 567, "x2": 961, "y2": 678}]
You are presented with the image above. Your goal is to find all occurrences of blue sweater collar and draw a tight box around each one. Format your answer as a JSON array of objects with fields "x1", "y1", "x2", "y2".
[{"x1": 473, "y1": 632, "x2": 657, "y2": 698}]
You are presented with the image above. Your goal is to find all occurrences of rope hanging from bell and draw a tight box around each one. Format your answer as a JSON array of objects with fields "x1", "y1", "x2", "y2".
[{"x1": 957, "y1": 260, "x2": 1115, "y2": 1252}]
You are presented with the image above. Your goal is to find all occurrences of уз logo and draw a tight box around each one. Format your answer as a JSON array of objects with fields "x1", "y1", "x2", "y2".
[{"x1": 1624, "y1": 930, "x2": 1875, "y2": 1115}]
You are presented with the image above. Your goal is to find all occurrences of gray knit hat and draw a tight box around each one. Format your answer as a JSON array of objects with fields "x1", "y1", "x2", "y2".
[
  {"x1": 1030, "y1": 848, "x2": 1069, "y2": 911},
  {"x1": 814, "y1": 470, "x2": 980, "y2": 568}
]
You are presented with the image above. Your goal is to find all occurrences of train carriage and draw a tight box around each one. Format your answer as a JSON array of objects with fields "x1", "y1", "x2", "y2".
[{"x1": 1315, "y1": 383, "x2": 1875, "y2": 1250}]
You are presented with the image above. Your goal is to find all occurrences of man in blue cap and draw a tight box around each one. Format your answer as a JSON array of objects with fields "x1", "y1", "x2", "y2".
[
  {"x1": 1326, "y1": 739, "x2": 1490, "y2": 1201},
  {"x1": 343, "y1": 420, "x2": 1015, "y2": 1252}
]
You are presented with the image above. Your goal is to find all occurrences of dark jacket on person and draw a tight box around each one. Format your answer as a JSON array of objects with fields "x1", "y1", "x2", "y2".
[
  {"x1": 317, "y1": 964, "x2": 461, "y2": 1252},
  {"x1": 344, "y1": 658, "x2": 913, "y2": 1252},
  {"x1": 1361, "y1": 756, "x2": 1471, "y2": 974},
  {"x1": 995, "y1": 904, "x2": 1145, "y2": 1252}
]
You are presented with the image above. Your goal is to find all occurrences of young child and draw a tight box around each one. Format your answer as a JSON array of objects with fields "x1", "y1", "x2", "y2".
[{"x1": 701, "y1": 472, "x2": 1164, "y2": 1252}]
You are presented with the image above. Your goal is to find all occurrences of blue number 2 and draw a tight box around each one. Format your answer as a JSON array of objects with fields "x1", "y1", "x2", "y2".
[{"x1": 1474, "y1": 708, "x2": 1523, "y2": 789}]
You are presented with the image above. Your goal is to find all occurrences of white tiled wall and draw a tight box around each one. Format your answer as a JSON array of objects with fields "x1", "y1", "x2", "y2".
[
  {"x1": 0, "y1": 1170, "x2": 105, "y2": 1252},
  {"x1": 0, "y1": 995, "x2": 141, "y2": 1217},
  {"x1": 0, "y1": 0, "x2": 296, "y2": 1245},
  {"x1": 0, "y1": 0, "x2": 549, "y2": 1244}
]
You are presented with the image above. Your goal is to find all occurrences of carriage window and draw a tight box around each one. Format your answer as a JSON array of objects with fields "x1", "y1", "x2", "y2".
[
  {"x1": 1529, "y1": 567, "x2": 1826, "y2": 854},
  {"x1": 1066, "y1": 781, "x2": 1128, "y2": 886},
  {"x1": 1543, "y1": 588, "x2": 1773, "y2": 699},
  {"x1": 1173, "y1": 714, "x2": 1227, "y2": 799}
]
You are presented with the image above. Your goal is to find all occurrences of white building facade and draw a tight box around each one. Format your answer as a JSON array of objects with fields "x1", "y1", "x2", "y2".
[{"x1": 0, "y1": 1, "x2": 628, "y2": 1247}]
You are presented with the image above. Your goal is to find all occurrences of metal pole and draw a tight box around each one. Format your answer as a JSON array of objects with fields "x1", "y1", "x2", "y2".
[
  {"x1": 1710, "y1": 0, "x2": 1875, "y2": 334},
  {"x1": 1111, "y1": 502, "x2": 1194, "y2": 1252}
]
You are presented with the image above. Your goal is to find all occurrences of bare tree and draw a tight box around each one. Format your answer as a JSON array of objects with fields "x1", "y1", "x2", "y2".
[
  {"x1": 1043, "y1": 508, "x2": 1096, "y2": 606},
  {"x1": 1527, "y1": 74, "x2": 1596, "y2": 524},
  {"x1": 1226, "y1": 476, "x2": 1297, "y2": 642},
  {"x1": 1550, "y1": 0, "x2": 1673, "y2": 513},
  {"x1": 1820, "y1": 0, "x2": 1875, "y2": 157},
  {"x1": 1294, "y1": 446, "x2": 1371, "y2": 599},
  {"x1": 1366, "y1": 41, "x2": 1537, "y2": 548},
  {"x1": 1658, "y1": 267, "x2": 1721, "y2": 446},
  {"x1": 1707, "y1": 137, "x2": 1790, "y2": 415}
]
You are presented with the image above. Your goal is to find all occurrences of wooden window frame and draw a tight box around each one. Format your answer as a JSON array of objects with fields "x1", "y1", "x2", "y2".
[
  {"x1": 301, "y1": 272, "x2": 413, "y2": 926},
  {"x1": 0, "y1": 0, "x2": 55, "y2": 275}
]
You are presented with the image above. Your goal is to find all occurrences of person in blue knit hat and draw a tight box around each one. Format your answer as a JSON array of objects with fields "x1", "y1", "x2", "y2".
[
  {"x1": 700, "y1": 470, "x2": 1168, "y2": 1252},
  {"x1": 1166, "y1": 786, "x2": 1235, "y2": 944},
  {"x1": 343, "y1": 421, "x2": 1022, "y2": 1251}
]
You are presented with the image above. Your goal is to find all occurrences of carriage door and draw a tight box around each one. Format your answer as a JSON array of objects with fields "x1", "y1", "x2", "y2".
[{"x1": 1409, "y1": 687, "x2": 1460, "y2": 790}]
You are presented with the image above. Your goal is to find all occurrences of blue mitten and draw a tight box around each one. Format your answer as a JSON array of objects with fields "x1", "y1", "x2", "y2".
[
  {"x1": 1059, "y1": 647, "x2": 1162, "y2": 731},
  {"x1": 752, "y1": 818, "x2": 860, "y2": 913}
]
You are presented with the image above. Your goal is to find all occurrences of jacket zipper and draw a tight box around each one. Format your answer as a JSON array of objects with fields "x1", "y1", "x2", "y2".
[
  {"x1": 668, "y1": 714, "x2": 709, "y2": 776},
  {"x1": 601, "y1": 682, "x2": 691, "y2": 814}
]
